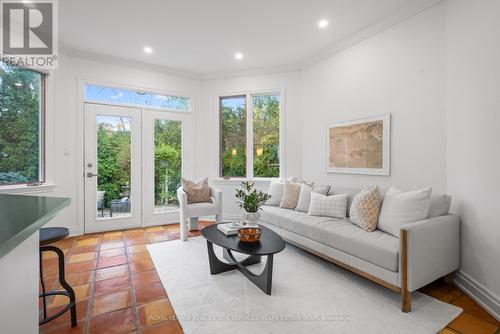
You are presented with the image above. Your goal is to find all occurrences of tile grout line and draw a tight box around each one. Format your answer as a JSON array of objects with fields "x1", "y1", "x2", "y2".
[
  {"x1": 127, "y1": 232, "x2": 142, "y2": 334},
  {"x1": 83, "y1": 234, "x2": 101, "y2": 334}
]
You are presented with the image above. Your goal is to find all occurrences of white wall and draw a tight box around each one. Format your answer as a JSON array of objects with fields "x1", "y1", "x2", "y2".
[
  {"x1": 300, "y1": 3, "x2": 447, "y2": 193},
  {"x1": 446, "y1": 0, "x2": 500, "y2": 310},
  {"x1": 44, "y1": 54, "x2": 200, "y2": 234},
  {"x1": 196, "y1": 73, "x2": 302, "y2": 217}
]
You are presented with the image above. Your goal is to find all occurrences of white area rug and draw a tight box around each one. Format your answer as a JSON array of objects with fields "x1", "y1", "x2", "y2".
[{"x1": 147, "y1": 237, "x2": 461, "y2": 334}]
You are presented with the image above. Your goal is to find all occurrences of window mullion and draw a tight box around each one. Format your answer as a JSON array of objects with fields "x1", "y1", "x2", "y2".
[{"x1": 246, "y1": 94, "x2": 253, "y2": 179}]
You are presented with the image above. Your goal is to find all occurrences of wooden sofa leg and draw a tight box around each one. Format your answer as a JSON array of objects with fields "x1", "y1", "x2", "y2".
[
  {"x1": 402, "y1": 289, "x2": 411, "y2": 312},
  {"x1": 400, "y1": 229, "x2": 411, "y2": 312}
]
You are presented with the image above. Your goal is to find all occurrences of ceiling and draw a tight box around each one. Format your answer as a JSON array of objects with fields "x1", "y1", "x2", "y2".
[{"x1": 59, "y1": 0, "x2": 437, "y2": 78}]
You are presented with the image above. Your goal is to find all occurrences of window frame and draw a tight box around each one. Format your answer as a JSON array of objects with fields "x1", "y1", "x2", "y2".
[
  {"x1": 83, "y1": 83, "x2": 192, "y2": 113},
  {"x1": 218, "y1": 89, "x2": 284, "y2": 180},
  {"x1": 0, "y1": 63, "x2": 47, "y2": 187}
]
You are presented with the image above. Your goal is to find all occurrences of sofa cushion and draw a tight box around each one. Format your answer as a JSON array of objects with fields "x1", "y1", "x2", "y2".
[
  {"x1": 280, "y1": 182, "x2": 301, "y2": 209},
  {"x1": 182, "y1": 178, "x2": 212, "y2": 204},
  {"x1": 295, "y1": 182, "x2": 330, "y2": 212},
  {"x1": 349, "y1": 185, "x2": 381, "y2": 232},
  {"x1": 428, "y1": 194, "x2": 452, "y2": 218},
  {"x1": 265, "y1": 177, "x2": 297, "y2": 206},
  {"x1": 260, "y1": 206, "x2": 399, "y2": 272},
  {"x1": 308, "y1": 193, "x2": 348, "y2": 219},
  {"x1": 328, "y1": 187, "x2": 362, "y2": 217},
  {"x1": 378, "y1": 187, "x2": 432, "y2": 237}
]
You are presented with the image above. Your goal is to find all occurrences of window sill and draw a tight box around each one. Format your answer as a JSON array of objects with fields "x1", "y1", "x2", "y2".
[
  {"x1": 213, "y1": 178, "x2": 276, "y2": 186},
  {"x1": 0, "y1": 183, "x2": 56, "y2": 194}
]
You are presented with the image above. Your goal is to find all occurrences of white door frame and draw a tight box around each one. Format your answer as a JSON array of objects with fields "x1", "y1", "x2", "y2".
[{"x1": 84, "y1": 103, "x2": 142, "y2": 233}]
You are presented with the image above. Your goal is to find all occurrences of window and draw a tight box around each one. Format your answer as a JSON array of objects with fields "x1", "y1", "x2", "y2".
[
  {"x1": 219, "y1": 93, "x2": 280, "y2": 178},
  {"x1": 85, "y1": 84, "x2": 190, "y2": 111},
  {"x1": 0, "y1": 62, "x2": 46, "y2": 185}
]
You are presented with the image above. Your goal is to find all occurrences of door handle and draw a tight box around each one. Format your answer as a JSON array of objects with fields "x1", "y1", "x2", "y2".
[{"x1": 87, "y1": 172, "x2": 98, "y2": 178}]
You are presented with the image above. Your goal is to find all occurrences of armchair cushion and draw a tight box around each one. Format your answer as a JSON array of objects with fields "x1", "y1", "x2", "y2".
[
  {"x1": 182, "y1": 177, "x2": 212, "y2": 204},
  {"x1": 184, "y1": 202, "x2": 220, "y2": 217}
]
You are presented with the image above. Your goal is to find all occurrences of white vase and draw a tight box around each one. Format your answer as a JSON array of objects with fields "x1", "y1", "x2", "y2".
[{"x1": 243, "y1": 211, "x2": 260, "y2": 227}]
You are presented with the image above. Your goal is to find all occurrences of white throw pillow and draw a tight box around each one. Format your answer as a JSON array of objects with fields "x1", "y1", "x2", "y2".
[
  {"x1": 295, "y1": 182, "x2": 331, "y2": 212},
  {"x1": 308, "y1": 192, "x2": 348, "y2": 219},
  {"x1": 265, "y1": 177, "x2": 297, "y2": 206},
  {"x1": 428, "y1": 194, "x2": 452, "y2": 218},
  {"x1": 378, "y1": 186, "x2": 432, "y2": 237}
]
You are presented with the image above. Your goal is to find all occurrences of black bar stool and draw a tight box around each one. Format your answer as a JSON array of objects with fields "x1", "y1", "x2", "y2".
[{"x1": 39, "y1": 227, "x2": 77, "y2": 327}]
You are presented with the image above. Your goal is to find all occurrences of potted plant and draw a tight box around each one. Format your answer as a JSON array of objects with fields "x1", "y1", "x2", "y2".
[{"x1": 235, "y1": 181, "x2": 271, "y2": 227}]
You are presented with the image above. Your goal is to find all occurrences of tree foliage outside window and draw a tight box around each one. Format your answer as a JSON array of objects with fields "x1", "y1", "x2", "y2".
[
  {"x1": 95, "y1": 117, "x2": 182, "y2": 211},
  {"x1": 220, "y1": 94, "x2": 280, "y2": 178},
  {"x1": 154, "y1": 120, "x2": 182, "y2": 210},
  {"x1": 253, "y1": 95, "x2": 280, "y2": 178},
  {"x1": 96, "y1": 116, "x2": 131, "y2": 207},
  {"x1": 220, "y1": 96, "x2": 246, "y2": 177},
  {"x1": 0, "y1": 62, "x2": 44, "y2": 185}
]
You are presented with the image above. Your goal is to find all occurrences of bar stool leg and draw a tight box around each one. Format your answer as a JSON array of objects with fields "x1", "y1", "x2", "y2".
[
  {"x1": 41, "y1": 245, "x2": 77, "y2": 327},
  {"x1": 39, "y1": 250, "x2": 47, "y2": 320}
]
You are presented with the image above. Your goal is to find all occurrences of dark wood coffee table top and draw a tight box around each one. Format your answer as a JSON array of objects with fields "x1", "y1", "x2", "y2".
[{"x1": 201, "y1": 224, "x2": 286, "y2": 256}]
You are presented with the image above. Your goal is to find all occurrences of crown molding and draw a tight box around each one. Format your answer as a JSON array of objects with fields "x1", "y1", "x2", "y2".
[
  {"x1": 59, "y1": 43, "x2": 202, "y2": 80},
  {"x1": 58, "y1": 0, "x2": 443, "y2": 81},
  {"x1": 200, "y1": 63, "x2": 301, "y2": 81}
]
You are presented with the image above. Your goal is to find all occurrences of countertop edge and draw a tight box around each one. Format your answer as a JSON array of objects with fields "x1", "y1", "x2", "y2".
[{"x1": 0, "y1": 197, "x2": 71, "y2": 260}]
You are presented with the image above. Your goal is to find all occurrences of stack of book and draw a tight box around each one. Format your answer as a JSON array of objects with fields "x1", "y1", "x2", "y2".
[{"x1": 217, "y1": 222, "x2": 243, "y2": 236}]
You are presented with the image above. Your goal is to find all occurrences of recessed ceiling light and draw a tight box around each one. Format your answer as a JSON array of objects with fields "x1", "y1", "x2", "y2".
[
  {"x1": 234, "y1": 52, "x2": 244, "y2": 60},
  {"x1": 143, "y1": 46, "x2": 153, "y2": 54},
  {"x1": 318, "y1": 19, "x2": 329, "y2": 29}
]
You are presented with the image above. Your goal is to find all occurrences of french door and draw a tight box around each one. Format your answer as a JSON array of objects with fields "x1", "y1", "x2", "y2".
[{"x1": 84, "y1": 103, "x2": 188, "y2": 233}]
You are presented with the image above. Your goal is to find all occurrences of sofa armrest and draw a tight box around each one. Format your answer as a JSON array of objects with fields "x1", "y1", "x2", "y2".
[{"x1": 400, "y1": 215, "x2": 460, "y2": 291}]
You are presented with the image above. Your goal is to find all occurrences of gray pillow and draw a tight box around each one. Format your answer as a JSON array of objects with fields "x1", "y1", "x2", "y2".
[
  {"x1": 295, "y1": 182, "x2": 331, "y2": 212},
  {"x1": 428, "y1": 194, "x2": 452, "y2": 218}
]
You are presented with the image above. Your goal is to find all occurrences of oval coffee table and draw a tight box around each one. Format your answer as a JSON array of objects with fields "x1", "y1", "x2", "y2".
[{"x1": 201, "y1": 224, "x2": 285, "y2": 295}]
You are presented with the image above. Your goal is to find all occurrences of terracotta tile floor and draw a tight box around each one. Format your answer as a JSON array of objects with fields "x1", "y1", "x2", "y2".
[{"x1": 39, "y1": 221, "x2": 499, "y2": 334}]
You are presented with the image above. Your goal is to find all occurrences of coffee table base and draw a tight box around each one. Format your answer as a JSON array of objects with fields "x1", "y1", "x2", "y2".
[{"x1": 206, "y1": 240, "x2": 274, "y2": 295}]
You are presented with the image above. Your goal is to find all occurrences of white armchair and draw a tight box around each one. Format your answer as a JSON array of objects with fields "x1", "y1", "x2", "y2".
[{"x1": 177, "y1": 186, "x2": 222, "y2": 241}]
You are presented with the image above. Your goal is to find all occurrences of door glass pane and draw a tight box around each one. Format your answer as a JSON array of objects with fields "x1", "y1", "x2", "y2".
[
  {"x1": 220, "y1": 96, "x2": 246, "y2": 177},
  {"x1": 154, "y1": 120, "x2": 182, "y2": 213},
  {"x1": 96, "y1": 115, "x2": 132, "y2": 219},
  {"x1": 253, "y1": 94, "x2": 280, "y2": 177}
]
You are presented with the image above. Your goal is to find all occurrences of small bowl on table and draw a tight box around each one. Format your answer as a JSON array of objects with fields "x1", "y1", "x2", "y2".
[{"x1": 238, "y1": 227, "x2": 262, "y2": 243}]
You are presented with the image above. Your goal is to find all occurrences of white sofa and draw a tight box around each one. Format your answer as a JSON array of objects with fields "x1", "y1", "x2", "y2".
[
  {"x1": 177, "y1": 186, "x2": 223, "y2": 241},
  {"x1": 258, "y1": 187, "x2": 460, "y2": 312}
]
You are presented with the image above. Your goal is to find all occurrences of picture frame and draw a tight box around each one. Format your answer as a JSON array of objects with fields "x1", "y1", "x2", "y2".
[{"x1": 326, "y1": 114, "x2": 391, "y2": 175}]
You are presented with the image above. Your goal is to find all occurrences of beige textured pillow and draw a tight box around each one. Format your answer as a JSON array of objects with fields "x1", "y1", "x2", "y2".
[
  {"x1": 280, "y1": 182, "x2": 301, "y2": 209},
  {"x1": 182, "y1": 178, "x2": 212, "y2": 204},
  {"x1": 350, "y1": 186, "x2": 381, "y2": 232}
]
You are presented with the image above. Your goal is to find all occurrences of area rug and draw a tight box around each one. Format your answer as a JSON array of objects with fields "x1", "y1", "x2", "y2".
[{"x1": 147, "y1": 237, "x2": 461, "y2": 334}]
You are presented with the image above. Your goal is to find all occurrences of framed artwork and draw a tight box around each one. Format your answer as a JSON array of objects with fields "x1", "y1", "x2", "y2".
[{"x1": 326, "y1": 114, "x2": 390, "y2": 175}]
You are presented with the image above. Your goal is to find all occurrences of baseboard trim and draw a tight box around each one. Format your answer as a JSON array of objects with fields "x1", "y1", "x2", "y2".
[{"x1": 453, "y1": 270, "x2": 500, "y2": 322}]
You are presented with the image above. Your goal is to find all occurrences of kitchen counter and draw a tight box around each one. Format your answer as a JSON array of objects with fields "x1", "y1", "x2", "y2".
[
  {"x1": 0, "y1": 193, "x2": 70, "y2": 334},
  {"x1": 0, "y1": 194, "x2": 70, "y2": 259}
]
